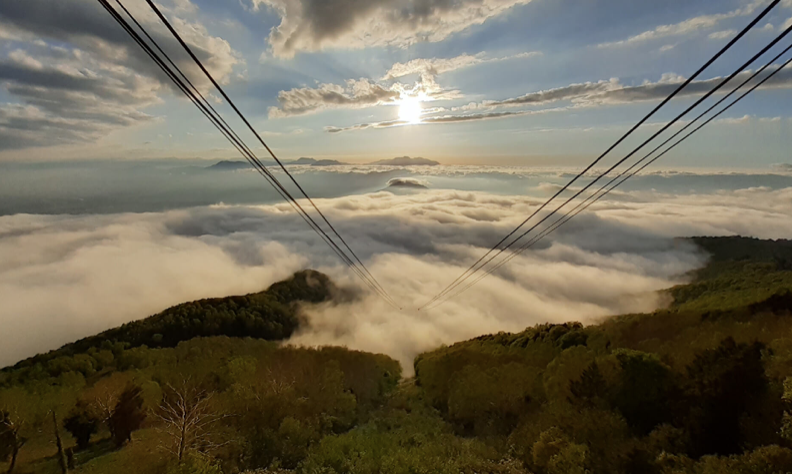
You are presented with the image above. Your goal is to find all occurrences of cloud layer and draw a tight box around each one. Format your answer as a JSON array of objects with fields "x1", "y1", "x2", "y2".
[{"x1": 3, "y1": 174, "x2": 792, "y2": 370}]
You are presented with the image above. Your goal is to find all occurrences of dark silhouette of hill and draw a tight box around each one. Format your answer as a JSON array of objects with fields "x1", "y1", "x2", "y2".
[
  {"x1": 291, "y1": 157, "x2": 347, "y2": 166},
  {"x1": 206, "y1": 156, "x2": 440, "y2": 170},
  {"x1": 206, "y1": 160, "x2": 253, "y2": 171}
]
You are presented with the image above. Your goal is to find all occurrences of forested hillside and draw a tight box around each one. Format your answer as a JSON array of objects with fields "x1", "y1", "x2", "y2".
[
  {"x1": 2, "y1": 236, "x2": 792, "y2": 474},
  {"x1": 2, "y1": 270, "x2": 336, "y2": 385},
  {"x1": 414, "y1": 236, "x2": 792, "y2": 473}
]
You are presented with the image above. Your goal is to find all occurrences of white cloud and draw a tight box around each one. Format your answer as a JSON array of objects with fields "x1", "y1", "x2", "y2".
[
  {"x1": 383, "y1": 53, "x2": 485, "y2": 80},
  {"x1": 598, "y1": 0, "x2": 765, "y2": 48},
  {"x1": 455, "y1": 66, "x2": 792, "y2": 112},
  {"x1": 3, "y1": 180, "x2": 792, "y2": 369},
  {"x1": 715, "y1": 114, "x2": 782, "y2": 125},
  {"x1": 708, "y1": 29, "x2": 736, "y2": 40},
  {"x1": 381, "y1": 51, "x2": 541, "y2": 80},
  {"x1": 252, "y1": 0, "x2": 533, "y2": 58}
]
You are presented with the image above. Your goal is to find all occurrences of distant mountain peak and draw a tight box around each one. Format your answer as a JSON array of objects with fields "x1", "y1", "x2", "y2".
[
  {"x1": 370, "y1": 156, "x2": 439, "y2": 166},
  {"x1": 207, "y1": 160, "x2": 250, "y2": 170},
  {"x1": 292, "y1": 157, "x2": 348, "y2": 166}
]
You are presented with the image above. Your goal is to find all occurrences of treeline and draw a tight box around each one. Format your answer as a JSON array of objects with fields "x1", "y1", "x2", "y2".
[
  {"x1": 1, "y1": 338, "x2": 400, "y2": 473},
  {"x1": 411, "y1": 237, "x2": 792, "y2": 474},
  {"x1": 1, "y1": 270, "x2": 337, "y2": 385}
]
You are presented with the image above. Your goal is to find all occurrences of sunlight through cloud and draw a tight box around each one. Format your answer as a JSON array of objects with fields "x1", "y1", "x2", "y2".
[{"x1": 398, "y1": 96, "x2": 423, "y2": 124}]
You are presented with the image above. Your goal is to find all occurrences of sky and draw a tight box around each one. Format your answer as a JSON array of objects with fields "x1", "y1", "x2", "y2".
[{"x1": 1, "y1": 0, "x2": 791, "y2": 166}]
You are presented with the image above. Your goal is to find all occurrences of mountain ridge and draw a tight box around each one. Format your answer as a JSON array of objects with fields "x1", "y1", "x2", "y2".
[{"x1": 205, "y1": 155, "x2": 439, "y2": 170}]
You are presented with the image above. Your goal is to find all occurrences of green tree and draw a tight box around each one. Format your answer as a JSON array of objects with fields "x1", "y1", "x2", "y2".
[
  {"x1": 0, "y1": 411, "x2": 26, "y2": 474},
  {"x1": 610, "y1": 349, "x2": 676, "y2": 435},
  {"x1": 683, "y1": 338, "x2": 767, "y2": 457},
  {"x1": 109, "y1": 385, "x2": 146, "y2": 447},
  {"x1": 63, "y1": 401, "x2": 99, "y2": 450}
]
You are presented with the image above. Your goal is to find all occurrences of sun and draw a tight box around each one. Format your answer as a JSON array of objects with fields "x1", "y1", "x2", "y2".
[{"x1": 398, "y1": 97, "x2": 423, "y2": 124}]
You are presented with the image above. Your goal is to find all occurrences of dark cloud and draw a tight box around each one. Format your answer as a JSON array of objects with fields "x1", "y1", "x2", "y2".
[
  {"x1": 269, "y1": 79, "x2": 400, "y2": 117},
  {"x1": 387, "y1": 177, "x2": 429, "y2": 188},
  {"x1": 252, "y1": 0, "x2": 533, "y2": 58},
  {"x1": 463, "y1": 67, "x2": 792, "y2": 111},
  {"x1": 0, "y1": 0, "x2": 241, "y2": 150},
  {"x1": 0, "y1": 0, "x2": 238, "y2": 87}
]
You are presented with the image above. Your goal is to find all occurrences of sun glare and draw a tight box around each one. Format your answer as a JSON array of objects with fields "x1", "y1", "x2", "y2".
[{"x1": 398, "y1": 97, "x2": 423, "y2": 124}]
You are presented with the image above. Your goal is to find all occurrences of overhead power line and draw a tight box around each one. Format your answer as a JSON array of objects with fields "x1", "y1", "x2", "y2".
[
  {"x1": 419, "y1": 0, "x2": 785, "y2": 310},
  {"x1": 428, "y1": 43, "x2": 792, "y2": 309},
  {"x1": 98, "y1": 0, "x2": 399, "y2": 308},
  {"x1": 97, "y1": 0, "x2": 383, "y2": 304},
  {"x1": 140, "y1": 0, "x2": 395, "y2": 306}
]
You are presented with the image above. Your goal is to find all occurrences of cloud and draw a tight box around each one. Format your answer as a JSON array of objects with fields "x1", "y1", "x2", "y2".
[
  {"x1": 387, "y1": 177, "x2": 429, "y2": 188},
  {"x1": 381, "y1": 51, "x2": 541, "y2": 80},
  {"x1": 3, "y1": 178, "x2": 792, "y2": 369},
  {"x1": 270, "y1": 50, "x2": 538, "y2": 118},
  {"x1": 0, "y1": 46, "x2": 161, "y2": 149},
  {"x1": 708, "y1": 29, "x2": 736, "y2": 40},
  {"x1": 251, "y1": 0, "x2": 533, "y2": 58},
  {"x1": 325, "y1": 119, "x2": 406, "y2": 133},
  {"x1": 598, "y1": 0, "x2": 765, "y2": 48},
  {"x1": 456, "y1": 79, "x2": 620, "y2": 109},
  {"x1": 0, "y1": 211, "x2": 307, "y2": 367},
  {"x1": 323, "y1": 111, "x2": 526, "y2": 132},
  {"x1": 268, "y1": 78, "x2": 400, "y2": 118},
  {"x1": 278, "y1": 47, "x2": 792, "y2": 126},
  {"x1": 324, "y1": 107, "x2": 570, "y2": 132},
  {"x1": 458, "y1": 66, "x2": 792, "y2": 112},
  {"x1": 0, "y1": 0, "x2": 242, "y2": 150},
  {"x1": 714, "y1": 114, "x2": 782, "y2": 125},
  {"x1": 269, "y1": 64, "x2": 466, "y2": 118},
  {"x1": 383, "y1": 54, "x2": 484, "y2": 80}
]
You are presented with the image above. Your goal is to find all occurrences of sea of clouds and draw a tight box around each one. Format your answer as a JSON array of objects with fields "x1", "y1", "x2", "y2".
[{"x1": 2, "y1": 165, "x2": 792, "y2": 370}]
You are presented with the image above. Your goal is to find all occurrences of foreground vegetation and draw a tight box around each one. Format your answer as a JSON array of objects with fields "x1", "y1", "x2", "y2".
[{"x1": 2, "y1": 236, "x2": 792, "y2": 473}]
